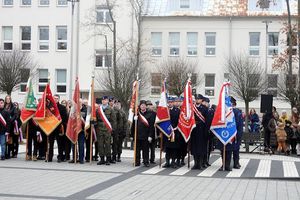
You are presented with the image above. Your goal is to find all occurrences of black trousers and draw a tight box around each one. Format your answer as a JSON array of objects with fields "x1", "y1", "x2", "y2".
[
  {"x1": 38, "y1": 131, "x2": 47, "y2": 158},
  {"x1": 149, "y1": 139, "x2": 156, "y2": 162},
  {"x1": 264, "y1": 128, "x2": 271, "y2": 148},
  {"x1": 11, "y1": 133, "x2": 19, "y2": 157},
  {"x1": 221, "y1": 150, "x2": 232, "y2": 169},
  {"x1": 165, "y1": 148, "x2": 177, "y2": 162},
  {"x1": 48, "y1": 132, "x2": 64, "y2": 161},
  {"x1": 85, "y1": 135, "x2": 99, "y2": 160},
  {"x1": 136, "y1": 139, "x2": 149, "y2": 165},
  {"x1": 27, "y1": 131, "x2": 37, "y2": 157}
]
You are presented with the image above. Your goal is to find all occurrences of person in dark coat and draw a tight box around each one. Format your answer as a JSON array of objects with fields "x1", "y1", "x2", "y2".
[
  {"x1": 0, "y1": 98, "x2": 10, "y2": 160},
  {"x1": 232, "y1": 98, "x2": 244, "y2": 169},
  {"x1": 268, "y1": 114, "x2": 277, "y2": 154},
  {"x1": 162, "y1": 97, "x2": 180, "y2": 168},
  {"x1": 4, "y1": 95, "x2": 17, "y2": 159},
  {"x1": 262, "y1": 112, "x2": 273, "y2": 152},
  {"x1": 206, "y1": 102, "x2": 215, "y2": 166},
  {"x1": 191, "y1": 94, "x2": 208, "y2": 170},
  {"x1": 146, "y1": 101, "x2": 157, "y2": 164},
  {"x1": 131, "y1": 100, "x2": 155, "y2": 167}
]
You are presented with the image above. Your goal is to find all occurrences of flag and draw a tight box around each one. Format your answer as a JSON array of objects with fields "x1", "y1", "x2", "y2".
[
  {"x1": 85, "y1": 77, "x2": 96, "y2": 132},
  {"x1": 20, "y1": 77, "x2": 37, "y2": 123},
  {"x1": 66, "y1": 79, "x2": 82, "y2": 144},
  {"x1": 210, "y1": 82, "x2": 237, "y2": 145},
  {"x1": 155, "y1": 80, "x2": 173, "y2": 137},
  {"x1": 34, "y1": 83, "x2": 62, "y2": 135},
  {"x1": 177, "y1": 79, "x2": 196, "y2": 142},
  {"x1": 128, "y1": 80, "x2": 138, "y2": 124}
]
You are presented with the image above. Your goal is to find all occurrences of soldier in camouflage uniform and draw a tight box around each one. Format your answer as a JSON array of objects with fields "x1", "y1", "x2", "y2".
[
  {"x1": 109, "y1": 97, "x2": 117, "y2": 163},
  {"x1": 96, "y1": 96, "x2": 116, "y2": 165},
  {"x1": 113, "y1": 100, "x2": 128, "y2": 162}
]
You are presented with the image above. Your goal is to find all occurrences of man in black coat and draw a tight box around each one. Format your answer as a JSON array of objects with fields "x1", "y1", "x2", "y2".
[
  {"x1": 131, "y1": 100, "x2": 155, "y2": 167},
  {"x1": 0, "y1": 98, "x2": 10, "y2": 160},
  {"x1": 191, "y1": 94, "x2": 208, "y2": 170},
  {"x1": 48, "y1": 94, "x2": 68, "y2": 162},
  {"x1": 146, "y1": 101, "x2": 157, "y2": 164}
]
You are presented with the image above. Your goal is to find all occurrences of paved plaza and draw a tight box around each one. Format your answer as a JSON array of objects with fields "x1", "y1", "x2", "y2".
[{"x1": 0, "y1": 144, "x2": 300, "y2": 200}]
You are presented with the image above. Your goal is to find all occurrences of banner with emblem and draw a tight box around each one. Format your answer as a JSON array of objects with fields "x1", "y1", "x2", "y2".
[
  {"x1": 20, "y1": 77, "x2": 37, "y2": 123},
  {"x1": 177, "y1": 79, "x2": 196, "y2": 142},
  {"x1": 128, "y1": 80, "x2": 138, "y2": 124},
  {"x1": 210, "y1": 82, "x2": 237, "y2": 145},
  {"x1": 155, "y1": 80, "x2": 173, "y2": 137},
  {"x1": 34, "y1": 83, "x2": 62, "y2": 135},
  {"x1": 84, "y1": 77, "x2": 96, "y2": 133},
  {"x1": 66, "y1": 79, "x2": 82, "y2": 144}
]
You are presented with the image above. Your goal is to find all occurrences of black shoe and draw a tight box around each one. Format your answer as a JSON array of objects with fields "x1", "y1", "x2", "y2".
[
  {"x1": 233, "y1": 164, "x2": 240, "y2": 169},
  {"x1": 219, "y1": 166, "x2": 232, "y2": 171},
  {"x1": 46, "y1": 159, "x2": 52, "y2": 162},
  {"x1": 109, "y1": 156, "x2": 115, "y2": 164},
  {"x1": 80, "y1": 161, "x2": 84, "y2": 164},
  {"x1": 144, "y1": 163, "x2": 150, "y2": 167},
  {"x1": 150, "y1": 161, "x2": 156, "y2": 164},
  {"x1": 163, "y1": 163, "x2": 170, "y2": 168},
  {"x1": 191, "y1": 165, "x2": 200, "y2": 170},
  {"x1": 181, "y1": 160, "x2": 185, "y2": 166},
  {"x1": 171, "y1": 162, "x2": 177, "y2": 169},
  {"x1": 1, "y1": 156, "x2": 5, "y2": 160},
  {"x1": 135, "y1": 163, "x2": 140, "y2": 166},
  {"x1": 97, "y1": 156, "x2": 105, "y2": 165},
  {"x1": 117, "y1": 158, "x2": 121, "y2": 162},
  {"x1": 206, "y1": 162, "x2": 211, "y2": 166},
  {"x1": 68, "y1": 160, "x2": 75, "y2": 163},
  {"x1": 106, "y1": 157, "x2": 111, "y2": 165},
  {"x1": 57, "y1": 159, "x2": 62, "y2": 163}
]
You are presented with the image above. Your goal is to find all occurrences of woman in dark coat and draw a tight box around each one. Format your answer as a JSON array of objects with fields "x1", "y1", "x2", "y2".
[{"x1": 268, "y1": 114, "x2": 277, "y2": 154}]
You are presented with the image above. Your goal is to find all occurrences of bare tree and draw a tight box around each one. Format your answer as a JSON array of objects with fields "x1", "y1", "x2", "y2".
[
  {"x1": 225, "y1": 53, "x2": 266, "y2": 152},
  {"x1": 0, "y1": 49, "x2": 37, "y2": 95},
  {"x1": 158, "y1": 57, "x2": 200, "y2": 97}
]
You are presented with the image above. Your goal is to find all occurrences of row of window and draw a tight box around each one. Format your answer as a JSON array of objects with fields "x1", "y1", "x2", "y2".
[
  {"x1": 2, "y1": 0, "x2": 67, "y2": 6},
  {"x1": 19, "y1": 68, "x2": 67, "y2": 93},
  {"x1": 151, "y1": 31, "x2": 297, "y2": 57},
  {"x1": 150, "y1": 73, "x2": 279, "y2": 97},
  {"x1": 1, "y1": 26, "x2": 67, "y2": 51}
]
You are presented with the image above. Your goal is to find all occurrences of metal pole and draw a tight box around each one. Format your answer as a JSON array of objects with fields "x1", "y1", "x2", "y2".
[
  {"x1": 262, "y1": 20, "x2": 272, "y2": 76},
  {"x1": 75, "y1": 1, "x2": 80, "y2": 78}
]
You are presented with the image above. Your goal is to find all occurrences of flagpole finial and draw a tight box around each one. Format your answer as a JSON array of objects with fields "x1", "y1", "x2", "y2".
[
  {"x1": 91, "y1": 71, "x2": 95, "y2": 79},
  {"x1": 187, "y1": 73, "x2": 192, "y2": 81}
]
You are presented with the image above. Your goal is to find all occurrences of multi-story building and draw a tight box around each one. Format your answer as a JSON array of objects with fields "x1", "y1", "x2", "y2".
[{"x1": 0, "y1": 0, "x2": 298, "y2": 112}]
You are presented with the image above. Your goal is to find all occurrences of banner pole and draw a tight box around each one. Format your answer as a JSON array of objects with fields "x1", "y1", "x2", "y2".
[
  {"x1": 133, "y1": 79, "x2": 139, "y2": 167},
  {"x1": 223, "y1": 145, "x2": 226, "y2": 171},
  {"x1": 90, "y1": 125, "x2": 93, "y2": 164},
  {"x1": 159, "y1": 132, "x2": 163, "y2": 168},
  {"x1": 75, "y1": 141, "x2": 77, "y2": 164},
  {"x1": 46, "y1": 135, "x2": 49, "y2": 162},
  {"x1": 25, "y1": 123, "x2": 29, "y2": 160},
  {"x1": 188, "y1": 140, "x2": 191, "y2": 169}
]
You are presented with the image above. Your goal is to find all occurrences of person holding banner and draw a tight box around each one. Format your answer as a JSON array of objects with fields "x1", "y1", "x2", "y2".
[
  {"x1": 26, "y1": 119, "x2": 39, "y2": 161},
  {"x1": 96, "y1": 96, "x2": 116, "y2": 165},
  {"x1": 0, "y1": 98, "x2": 10, "y2": 160},
  {"x1": 131, "y1": 100, "x2": 154, "y2": 167}
]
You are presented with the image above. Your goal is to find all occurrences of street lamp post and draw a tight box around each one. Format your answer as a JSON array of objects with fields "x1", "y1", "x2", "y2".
[
  {"x1": 67, "y1": 0, "x2": 79, "y2": 99},
  {"x1": 262, "y1": 20, "x2": 272, "y2": 76}
]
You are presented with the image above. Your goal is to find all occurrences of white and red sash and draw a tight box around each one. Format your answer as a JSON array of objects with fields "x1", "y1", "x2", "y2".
[
  {"x1": 98, "y1": 106, "x2": 112, "y2": 133},
  {"x1": 193, "y1": 105, "x2": 205, "y2": 123},
  {"x1": 139, "y1": 112, "x2": 149, "y2": 127},
  {"x1": 0, "y1": 113, "x2": 7, "y2": 127}
]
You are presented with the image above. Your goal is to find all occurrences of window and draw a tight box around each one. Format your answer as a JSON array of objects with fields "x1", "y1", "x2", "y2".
[
  {"x1": 20, "y1": 26, "x2": 31, "y2": 50},
  {"x1": 169, "y1": 32, "x2": 180, "y2": 56},
  {"x1": 249, "y1": 32, "x2": 260, "y2": 56},
  {"x1": 96, "y1": 9, "x2": 113, "y2": 23},
  {"x1": 2, "y1": 26, "x2": 13, "y2": 50},
  {"x1": 267, "y1": 74, "x2": 278, "y2": 97},
  {"x1": 205, "y1": 74, "x2": 215, "y2": 96},
  {"x1": 20, "y1": 68, "x2": 30, "y2": 92},
  {"x1": 151, "y1": 73, "x2": 161, "y2": 96},
  {"x1": 56, "y1": 26, "x2": 67, "y2": 50},
  {"x1": 224, "y1": 73, "x2": 229, "y2": 81},
  {"x1": 249, "y1": 74, "x2": 260, "y2": 97},
  {"x1": 151, "y1": 32, "x2": 162, "y2": 56},
  {"x1": 57, "y1": 0, "x2": 67, "y2": 6},
  {"x1": 187, "y1": 32, "x2": 198, "y2": 56},
  {"x1": 205, "y1": 32, "x2": 216, "y2": 56},
  {"x1": 95, "y1": 49, "x2": 112, "y2": 68},
  {"x1": 287, "y1": 32, "x2": 298, "y2": 56},
  {"x1": 38, "y1": 26, "x2": 49, "y2": 50},
  {"x1": 268, "y1": 32, "x2": 279, "y2": 56},
  {"x1": 21, "y1": 0, "x2": 31, "y2": 6},
  {"x1": 39, "y1": 0, "x2": 49, "y2": 6},
  {"x1": 38, "y1": 69, "x2": 48, "y2": 93},
  {"x1": 56, "y1": 69, "x2": 67, "y2": 93},
  {"x1": 180, "y1": 0, "x2": 190, "y2": 8},
  {"x1": 3, "y1": 0, "x2": 13, "y2": 6}
]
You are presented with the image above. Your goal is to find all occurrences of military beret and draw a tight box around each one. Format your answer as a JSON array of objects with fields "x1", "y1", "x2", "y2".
[
  {"x1": 195, "y1": 94, "x2": 204, "y2": 100},
  {"x1": 139, "y1": 100, "x2": 147, "y2": 105},
  {"x1": 230, "y1": 96, "x2": 236, "y2": 103},
  {"x1": 109, "y1": 96, "x2": 114, "y2": 102},
  {"x1": 102, "y1": 96, "x2": 109, "y2": 100},
  {"x1": 146, "y1": 100, "x2": 153, "y2": 106},
  {"x1": 167, "y1": 97, "x2": 174, "y2": 102},
  {"x1": 203, "y1": 97, "x2": 210, "y2": 103}
]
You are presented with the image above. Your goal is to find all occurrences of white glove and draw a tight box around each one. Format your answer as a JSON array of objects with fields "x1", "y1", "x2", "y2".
[
  {"x1": 36, "y1": 131, "x2": 41, "y2": 136},
  {"x1": 134, "y1": 116, "x2": 138, "y2": 121},
  {"x1": 130, "y1": 137, "x2": 133, "y2": 141},
  {"x1": 148, "y1": 137, "x2": 152, "y2": 143}
]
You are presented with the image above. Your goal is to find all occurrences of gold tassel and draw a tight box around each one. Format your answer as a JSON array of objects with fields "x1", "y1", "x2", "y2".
[{"x1": 171, "y1": 131, "x2": 175, "y2": 142}]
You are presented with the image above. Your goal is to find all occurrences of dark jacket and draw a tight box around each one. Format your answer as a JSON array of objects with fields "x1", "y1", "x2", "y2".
[
  {"x1": 163, "y1": 106, "x2": 180, "y2": 149},
  {"x1": 0, "y1": 108, "x2": 10, "y2": 134},
  {"x1": 131, "y1": 109, "x2": 154, "y2": 140},
  {"x1": 54, "y1": 103, "x2": 68, "y2": 134}
]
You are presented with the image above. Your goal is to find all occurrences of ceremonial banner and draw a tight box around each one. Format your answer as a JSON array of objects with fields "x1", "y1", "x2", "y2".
[
  {"x1": 20, "y1": 77, "x2": 37, "y2": 123},
  {"x1": 210, "y1": 82, "x2": 237, "y2": 145},
  {"x1": 128, "y1": 80, "x2": 138, "y2": 124},
  {"x1": 34, "y1": 84, "x2": 62, "y2": 135},
  {"x1": 84, "y1": 77, "x2": 96, "y2": 132},
  {"x1": 177, "y1": 79, "x2": 196, "y2": 142},
  {"x1": 155, "y1": 80, "x2": 173, "y2": 137},
  {"x1": 66, "y1": 79, "x2": 82, "y2": 144}
]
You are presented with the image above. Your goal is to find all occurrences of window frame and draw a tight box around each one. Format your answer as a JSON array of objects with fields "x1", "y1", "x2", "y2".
[
  {"x1": 205, "y1": 32, "x2": 216, "y2": 56},
  {"x1": 3, "y1": 0, "x2": 13, "y2": 6},
  {"x1": 95, "y1": 49, "x2": 112, "y2": 68},
  {"x1": 20, "y1": 0, "x2": 31, "y2": 6},
  {"x1": 20, "y1": 26, "x2": 31, "y2": 51},
  {"x1": 151, "y1": 32, "x2": 162, "y2": 56},
  {"x1": 57, "y1": 0, "x2": 67, "y2": 7},
  {"x1": 38, "y1": 26, "x2": 49, "y2": 51},
  {"x1": 169, "y1": 32, "x2": 180, "y2": 56},
  {"x1": 19, "y1": 68, "x2": 30, "y2": 93},
  {"x1": 96, "y1": 9, "x2": 113, "y2": 24},
  {"x1": 180, "y1": 0, "x2": 190, "y2": 9},
  {"x1": 267, "y1": 74, "x2": 278, "y2": 97},
  {"x1": 204, "y1": 74, "x2": 215, "y2": 97},
  {"x1": 249, "y1": 32, "x2": 260, "y2": 56},
  {"x1": 187, "y1": 32, "x2": 198, "y2": 56},
  {"x1": 56, "y1": 26, "x2": 67, "y2": 51},
  {"x1": 56, "y1": 69, "x2": 67, "y2": 94},
  {"x1": 268, "y1": 32, "x2": 279, "y2": 56},
  {"x1": 2, "y1": 26, "x2": 13, "y2": 51},
  {"x1": 39, "y1": 0, "x2": 49, "y2": 6},
  {"x1": 150, "y1": 73, "x2": 162, "y2": 96},
  {"x1": 38, "y1": 69, "x2": 48, "y2": 94}
]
